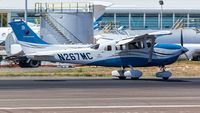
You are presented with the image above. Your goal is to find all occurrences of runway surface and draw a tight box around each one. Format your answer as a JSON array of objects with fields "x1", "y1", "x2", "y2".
[{"x1": 0, "y1": 77, "x2": 200, "y2": 113}]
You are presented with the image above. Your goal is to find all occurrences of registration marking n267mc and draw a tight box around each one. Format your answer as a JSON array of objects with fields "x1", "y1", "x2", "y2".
[{"x1": 57, "y1": 53, "x2": 93, "y2": 61}]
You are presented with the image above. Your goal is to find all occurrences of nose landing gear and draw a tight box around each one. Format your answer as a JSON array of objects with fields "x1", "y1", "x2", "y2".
[{"x1": 156, "y1": 66, "x2": 172, "y2": 80}]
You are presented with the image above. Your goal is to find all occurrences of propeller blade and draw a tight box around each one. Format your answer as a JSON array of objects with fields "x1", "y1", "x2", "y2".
[
  {"x1": 180, "y1": 29, "x2": 190, "y2": 60},
  {"x1": 180, "y1": 29, "x2": 183, "y2": 46}
]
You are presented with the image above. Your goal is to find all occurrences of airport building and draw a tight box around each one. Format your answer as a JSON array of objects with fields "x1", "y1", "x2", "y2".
[
  {"x1": 0, "y1": 0, "x2": 199, "y2": 29},
  {"x1": 1, "y1": 0, "x2": 200, "y2": 66},
  {"x1": 0, "y1": 0, "x2": 200, "y2": 30}
]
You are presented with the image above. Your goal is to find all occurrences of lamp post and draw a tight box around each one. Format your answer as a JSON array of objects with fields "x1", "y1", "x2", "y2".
[
  {"x1": 159, "y1": 0, "x2": 164, "y2": 30},
  {"x1": 24, "y1": 0, "x2": 27, "y2": 23}
]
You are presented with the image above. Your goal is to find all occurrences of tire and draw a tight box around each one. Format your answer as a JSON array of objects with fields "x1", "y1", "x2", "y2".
[
  {"x1": 18, "y1": 61, "x2": 29, "y2": 68},
  {"x1": 29, "y1": 60, "x2": 41, "y2": 68},
  {"x1": 118, "y1": 76, "x2": 126, "y2": 80},
  {"x1": 192, "y1": 56, "x2": 200, "y2": 61},
  {"x1": 131, "y1": 77, "x2": 139, "y2": 80},
  {"x1": 163, "y1": 77, "x2": 169, "y2": 80},
  {"x1": 18, "y1": 60, "x2": 41, "y2": 68}
]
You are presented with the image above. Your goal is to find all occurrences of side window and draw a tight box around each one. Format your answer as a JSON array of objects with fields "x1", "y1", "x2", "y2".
[
  {"x1": 107, "y1": 45, "x2": 112, "y2": 51},
  {"x1": 105, "y1": 45, "x2": 112, "y2": 51},
  {"x1": 128, "y1": 41, "x2": 144, "y2": 50},
  {"x1": 116, "y1": 45, "x2": 125, "y2": 51}
]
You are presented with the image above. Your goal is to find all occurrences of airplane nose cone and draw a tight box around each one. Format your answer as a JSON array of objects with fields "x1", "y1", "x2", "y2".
[{"x1": 181, "y1": 47, "x2": 189, "y2": 53}]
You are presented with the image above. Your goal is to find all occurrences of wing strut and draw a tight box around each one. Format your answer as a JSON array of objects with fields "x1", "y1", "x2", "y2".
[{"x1": 148, "y1": 37, "x2": 156, "y2": 63}]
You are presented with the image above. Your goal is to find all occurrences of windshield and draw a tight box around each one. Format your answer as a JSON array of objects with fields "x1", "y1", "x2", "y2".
[{"x1": 90, "y1": 44, "x2": 100, "y2": 50}]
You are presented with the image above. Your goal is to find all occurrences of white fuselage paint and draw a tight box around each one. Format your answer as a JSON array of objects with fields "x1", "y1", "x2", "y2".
[{"x1": 20, "y1": 40, "x2": 184, "y2": 67}]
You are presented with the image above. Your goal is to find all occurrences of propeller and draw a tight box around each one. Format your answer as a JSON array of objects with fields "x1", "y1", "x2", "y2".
[{"x1": 180, "y1": 29, "x2": 190, "y2": 60}]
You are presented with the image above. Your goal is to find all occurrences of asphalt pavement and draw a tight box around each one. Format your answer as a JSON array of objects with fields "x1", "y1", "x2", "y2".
[{"x1": 0, "y1": 77, "x2": 199, "y2": 113}]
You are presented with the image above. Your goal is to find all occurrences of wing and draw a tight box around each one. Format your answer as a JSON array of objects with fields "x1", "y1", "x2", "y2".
[
  {"x1": 116, "y1": 30, "x2": 171, "y2": 46},
  {"x1": 116, "y1": 31, "x2": 172, "y2": 63}
]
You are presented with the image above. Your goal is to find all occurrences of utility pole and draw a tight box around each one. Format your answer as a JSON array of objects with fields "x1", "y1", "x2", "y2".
[
  {"x1": 24, "y1": 0, "x2": 28, "y2": 23},
  {"x1": 159, "y1": 0, "x2": 164, "y2": 30}
]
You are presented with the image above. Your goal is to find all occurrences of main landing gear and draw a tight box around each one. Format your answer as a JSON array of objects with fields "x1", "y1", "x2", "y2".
[
  {"x1": 112, "y1": 66, "x2": 143, "y2": 80},
  {"x1": 112, "y1": 65, "x2": 172, "y2": 80}
]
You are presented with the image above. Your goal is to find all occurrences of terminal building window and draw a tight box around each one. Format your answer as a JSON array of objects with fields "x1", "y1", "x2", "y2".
[
  {"x1": 131, "y1": 13, "x2": 144, "y2": 30},
  {"x1": 116, "y1": 13, "x2": 129, "y2": 29},
  {"x1": 189, "y1": 14, "x2": 200, "y2": 27},
  {"x1": 145, "y1": 13, "x2": 159, "y2": 29},
  {"x1": 100, "y1": 13, "x2": 114, "y2": 29},
  {"x1": 175, "y1": 14, "x2": 187, "y2": 27},
  {"x1": 162, "y1": 14, "x2": 173, "y2": 29},
  {"x1": 11, "y1": 12, "x2": 40, "y2": 24},
  {"x1": 100, "y1": 12, "x2": 200, "y2": 30},
  {"x1": 0, "y1": 13, "x2": 8, "y2": 27}
]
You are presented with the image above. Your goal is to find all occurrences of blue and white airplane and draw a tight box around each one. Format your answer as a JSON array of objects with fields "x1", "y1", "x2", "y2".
[{"x1": 9, "y1": 21, "x2": 188, "y2": 80}]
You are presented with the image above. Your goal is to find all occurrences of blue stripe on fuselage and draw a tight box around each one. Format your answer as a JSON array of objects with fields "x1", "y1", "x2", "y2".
[
  {"x1": 155, "y1": 43, "x2": 181, "y2": 50},
  {"x1": 87, "y1": 55, "x2": 179, "y2": 67}
]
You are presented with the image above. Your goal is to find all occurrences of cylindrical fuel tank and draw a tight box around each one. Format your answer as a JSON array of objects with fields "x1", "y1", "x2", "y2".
[{"x1": 40, "y1": 12, "x2": 93, "y2": 44}]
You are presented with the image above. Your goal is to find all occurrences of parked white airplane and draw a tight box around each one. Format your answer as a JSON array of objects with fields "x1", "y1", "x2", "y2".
[
  {"x1": 125, "y1": 29, "x2": 200, "y2": 61},
  {"x1": 2, "y1": 22, "x2": 41, "y2": 67},
  {"x1": 9, "y1": 21, "x2": 188, "y2": 80}
]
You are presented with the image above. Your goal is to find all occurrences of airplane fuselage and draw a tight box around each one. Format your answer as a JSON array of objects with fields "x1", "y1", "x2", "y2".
[{"x1": 28, "y1": 41, "x2": 186, "y2": 67}]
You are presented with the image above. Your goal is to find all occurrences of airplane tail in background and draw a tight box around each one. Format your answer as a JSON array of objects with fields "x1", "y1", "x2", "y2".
[
  {"x1": 9, "y1": 21, "x2": 48, "y2": 45},
  {"x1": 9, "y1": 21, "x2": 50, "y2": 55}
]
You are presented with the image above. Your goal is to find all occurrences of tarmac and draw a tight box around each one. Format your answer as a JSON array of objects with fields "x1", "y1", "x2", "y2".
[{"x1": 0, "y1": 77, "x2": 200, "y2": 113}]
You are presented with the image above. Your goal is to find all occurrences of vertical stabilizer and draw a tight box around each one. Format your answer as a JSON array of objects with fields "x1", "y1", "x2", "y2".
[{"x1": 9, "y1": 21, "x2": 48, "y2": 44}]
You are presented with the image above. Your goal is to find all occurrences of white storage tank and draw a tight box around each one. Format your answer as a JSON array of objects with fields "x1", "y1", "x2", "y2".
[{"x1": 40, "y1": 12, "x2": 93, "y2": 44}]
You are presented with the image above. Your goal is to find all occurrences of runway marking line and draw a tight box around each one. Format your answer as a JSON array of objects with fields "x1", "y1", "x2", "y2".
[
  {"x1": 0, "y1": 96, "x2": 200, "y2": 101},
  {"x1": 1, "y1": 105, "x2": 200, "y2": 110}
]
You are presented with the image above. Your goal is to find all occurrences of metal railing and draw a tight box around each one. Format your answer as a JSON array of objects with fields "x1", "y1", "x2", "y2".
[
  {"x1": 44, "y1": 13, "x2": 82, "y2": 43},
  {"x1": 172, "y1": 18, "x2": 200, "y2": 29},
  {"x1": 35, "y1": 2, "x2": 94, "y2": 14}
]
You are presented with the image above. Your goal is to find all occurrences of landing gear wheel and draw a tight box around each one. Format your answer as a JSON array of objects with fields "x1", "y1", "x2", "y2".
[
  {"x1": 163, "y1": 77, "x2": 169, "y2": 80},
  {"x1": 131, "y1": 77, "x2": 139, "y2": 80},
  {"x1": 156, "y1": 65, "x2": 172, "y2": 80},
  {"x1": 18, "y1": 61, "x2": 29, "y2": 68},
  {"x1": 118, "y1": 76, "x2": 126, "y2": 80},
  {"x1": 29, "y1": 60, "x2": 41, "y2": 68},
  {"x1": 18, "y1": 60, "x2": 41, "y2": 68}
]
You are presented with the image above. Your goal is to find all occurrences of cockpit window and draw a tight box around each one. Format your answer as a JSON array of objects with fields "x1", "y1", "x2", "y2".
[
  {"x1": 128, "y1": 41, "x2": 144, "y2": 50},
  {"x1": 90, "y1": 44, "x2": 99, "y2": 50},
  {"x1": 116, "y1": 45, "x2": 125, "y2": 51}
]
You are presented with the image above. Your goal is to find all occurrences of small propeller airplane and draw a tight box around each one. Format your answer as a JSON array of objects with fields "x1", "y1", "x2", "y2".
[{"x1": 9, "y1": 20, "x2": 188, "y2": 80}]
